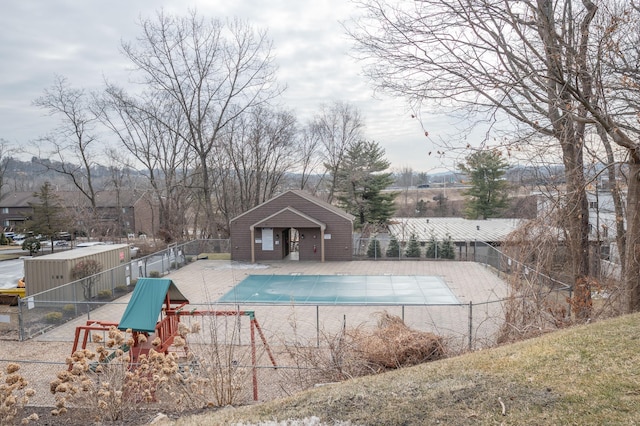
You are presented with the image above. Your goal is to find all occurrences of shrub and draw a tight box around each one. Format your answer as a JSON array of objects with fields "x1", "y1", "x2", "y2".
[
  {"x1": 386, "y1": 237, "x2": 400, "y2": 258},
  {"x1": 97, "y1": 290, "x2": 112, "y2": 299},
  {"x1": 425, "y1": 235, "x2": 441, "y2": 259},
  {"x1": 367, "y1": 239, "x2": 382, "y2": 258},
  {"x1": 22, "y1": 237, "x2": 41, "y2": 256},
  {"x1": 71, "y1": 260, "x2": 102, "y2": 301},
  {"x1": 44, "y1": 312, "x2": 63, "y2": 324},
  {"x1": 50, "y1": 324, "x2": 244, "y2": 423},
  {"x1": 62, "y1": 304, "x2": 76, "y2": 316},
  {"x1": 405, "y1": 234, "x2": 421, "y2": 258},
  {"x1": 0, "y1": 363, "x2": 37, "y2": 425},
  {"x1": 114, "y1": 285, "x2": 128, "y2": 293},
  {"x1": 440, "y1": 234, "x2": 456, "y2": 260},
  {"x1": 149, "y1": 271, "x2": 161, "y2": 278},
  {"x1": 282, "y1": 312, "x2": 446, "y2": 387},
  {"x1": 351, "y1": 312, "x2": 445, "y2": 370}
]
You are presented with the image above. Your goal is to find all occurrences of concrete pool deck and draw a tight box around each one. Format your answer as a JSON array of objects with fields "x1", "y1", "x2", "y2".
[{"x1": 35, "y1": 259, "x2": 509, "y2": 351}]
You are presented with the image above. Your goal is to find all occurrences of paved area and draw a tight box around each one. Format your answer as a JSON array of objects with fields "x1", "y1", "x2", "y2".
[{"x1": 36, "y1": 260, "x2": 509, "y2": 351}]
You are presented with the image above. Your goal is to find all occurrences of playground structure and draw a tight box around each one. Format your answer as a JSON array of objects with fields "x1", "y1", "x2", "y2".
[{"x1": 70, "y1": 277, "x2": 277, "y2": 401}]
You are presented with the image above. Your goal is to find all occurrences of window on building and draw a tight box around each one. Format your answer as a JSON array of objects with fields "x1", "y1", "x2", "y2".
[{"x1": 1, "y1": 208, "x2": 8, "y2": 214}]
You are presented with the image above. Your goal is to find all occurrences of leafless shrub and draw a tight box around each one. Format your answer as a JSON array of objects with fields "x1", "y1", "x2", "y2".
[
  {"x1": 281, "y1": 311, "x2": 446, "y2": 392},
  {"x1": 182, "y1": 316, "x2": 253, "y2": 407},
  {"x1": 47, "y1": 326, "x2": 215, "y2": 423},
  {"x1": 349, "y1": 312, "x2": 445, "y2": 371},
  {"x1": 498, "y1": 216, "x2": 625, "y2": 344}
]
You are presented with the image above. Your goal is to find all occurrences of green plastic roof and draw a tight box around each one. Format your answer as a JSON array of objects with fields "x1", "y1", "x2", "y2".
[{"x1": 118, "y1": 278, "x2": 189, "y2": 333}]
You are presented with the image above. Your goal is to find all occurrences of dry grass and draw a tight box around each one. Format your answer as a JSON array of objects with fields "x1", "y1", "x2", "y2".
[{"x1": 170, "y1": 312, "x2": 640, "y2": 425}]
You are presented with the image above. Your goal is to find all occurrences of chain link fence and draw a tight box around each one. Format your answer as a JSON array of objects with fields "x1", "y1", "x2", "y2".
[
  {"x1": 10, "y1": 240, "x2": 229, "y2": 341},
  {"x1": 0, "y1": 238, "x2": 583, "y2": 413}
]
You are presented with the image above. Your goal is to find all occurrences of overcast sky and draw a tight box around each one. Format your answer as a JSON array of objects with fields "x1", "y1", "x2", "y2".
[{"x1": 0, "y1": 1, "x2": 463, "y2": 173}]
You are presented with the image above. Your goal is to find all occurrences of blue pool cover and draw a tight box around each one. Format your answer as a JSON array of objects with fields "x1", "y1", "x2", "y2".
[{"x1": 217, "y1": 275, "x2": 460, "y2": 305}]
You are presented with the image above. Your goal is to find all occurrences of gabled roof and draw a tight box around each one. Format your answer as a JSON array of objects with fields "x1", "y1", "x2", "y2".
[
  {"x1": 118, "y1": 278, "x2": 189, "y2": 333},
  {"x1": 0, "y1": 192, "x2": 39, "y2": 207},
  {"x1": 251, "y1": 206, "x2": 326, "y2": 229},
  {"x1": 0, "y1": 190, "x2": 144, "y2": 209},
  {"x1": 231, "y1": 189, "x2": 355, "y2": 224}
]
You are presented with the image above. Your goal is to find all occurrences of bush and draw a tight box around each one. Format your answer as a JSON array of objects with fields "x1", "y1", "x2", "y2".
[
  {"x1": 352, "y1": 312, "x2": 445, "y2": 370},
  {"x1": 44, "y1": 312, "x2": 63, "y2": 324},
  {"x1": 425, "y1": 235, "x2": 441, "y2": 259},
  {"x1": 440, "y1": 234, "x2": 456, "y2": 260},
  {"x1": 50, "y1": 325, "x2": 242, "y2": 422},
  {"x1": 114, "y1": 285, "x2": 128, "y2": 293},
  {"x1": 0, "y1": 363, "x2": 36, "y2": 425},
  {"x1": 62, "y1": 304, "x2": 76, "y2": 317},
  {"x1": 386, "y1": 237, "x2": 400, "y2": 258},
  {"x1": 405, "y1": 234, "x2": 421, "y2": 258},
  {"x1": 22, "y1": 237, "x2": 41, "y2": 256},
  {"x1": 149, "y1": 271, "x2": 161, "y2": 278},
  {"x1": 97, "y1": 290, "x2": 112, "y2": 299},
  {"x1": 367, "y1": 239, "x2": 382, "y2": 258}
]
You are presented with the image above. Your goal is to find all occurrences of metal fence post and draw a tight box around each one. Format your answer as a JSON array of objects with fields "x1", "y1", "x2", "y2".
[
  {"x1": 18, "y1": 297, "x2": 24, "y2": 341},
  {"x1": 468, "y1": 301, "x2": 473, "y2": 352}
]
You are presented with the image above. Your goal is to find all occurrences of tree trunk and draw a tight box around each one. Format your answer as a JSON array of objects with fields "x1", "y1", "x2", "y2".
[{"x1": 625, "y1": 159, "x2": 640, "y2": 312}]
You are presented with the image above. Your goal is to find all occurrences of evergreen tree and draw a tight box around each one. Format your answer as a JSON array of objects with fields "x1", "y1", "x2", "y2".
[
  {"x1": 22, "y1": 237, "x2": 41, "y2": 256},
  {"x1": 335, "y1": 140, "x2": 397, "y2": 226},
  {"x1": 24, "y1": 182, "x2": 71, "y2": 253},
  {"x1": 440, "y1": 234, "x2": 456, "y2": 260},
  {"x1": 458, "y1": 150, "x2": 510, "y2": 219},
  {"x1": 425, "y1": 234, "x2": 441, "y2": 259},
  {"x1": 367, "y1": 238, "x2": 382, "y2": 258},
  {"x1": 405, "y1": 234, "x2": 421, "y2": 258},
  {"x1": 386, "y1": 237, "x2": 400, "y2": 258}
]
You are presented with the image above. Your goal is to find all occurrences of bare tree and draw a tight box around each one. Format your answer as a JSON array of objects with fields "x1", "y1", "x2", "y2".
[
  {"x1": 33, "y1": 75, "x2": 102, "y2": 231},
  {"x1": 120, "y1": 10, "x2": 281, "y2": 237},
  {"x1": 0, "y1": 140, "x2": 14, "y2": 201},
  {"x1": 101, "y1": 88, "x2": 195, "y2": 242},
  {"x1": 347, "y1": 0, "x2": 640, "y2": 316},
  {"x1": 313, "y1": 101, "x2": 365, "y2": 203},
  {"x1": 215, "y1": 106, "x2": 297, "y2": 230},
  {"x1": 296, "y1": 123, "x2": 327, "y2": 194}
]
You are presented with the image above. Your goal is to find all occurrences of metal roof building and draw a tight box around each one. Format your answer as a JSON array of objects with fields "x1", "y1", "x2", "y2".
[{"x1": 387, "y1": 217, "x2": 523, "y2": 243}]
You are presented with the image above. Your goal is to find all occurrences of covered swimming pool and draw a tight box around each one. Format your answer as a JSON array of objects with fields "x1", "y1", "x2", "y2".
[{"x1": 217, "y1": 274, "x2": 460, "y2": 305}]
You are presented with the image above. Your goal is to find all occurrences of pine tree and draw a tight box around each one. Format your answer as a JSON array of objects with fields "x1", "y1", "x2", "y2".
[
  {"x1": 335, "y1": 140, "x2": 397, "y2": 226},
  {"x1": 367, "y1": 238, "x2": 382, "y2": 258},
  {"x1": 440, "y1": 234, "x2": 456, "y2": 260},
  {"x1": 386, "y1": 237, "x2": 400, "y2": 258},
  {"x1": 405, "y1": 234, "x2": 421, "y2": 258},
  {"x1": 425, "y1": 235, "x2": 441, "y2": 259},
  {"x1": 458, "y1": 150, "x2": 510, "y2": 219},
  {"x1": 24, "y1": 181, "x2": 71, "y2": 253}
]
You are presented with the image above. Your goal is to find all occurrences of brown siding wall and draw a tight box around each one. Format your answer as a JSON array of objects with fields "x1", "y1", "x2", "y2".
[
  {"x1": 230, "y1": 192, "x2": 353, "y2": 262},
  {"x1": 24, "y1": 244, "x2": 131, "y2": 297}
]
